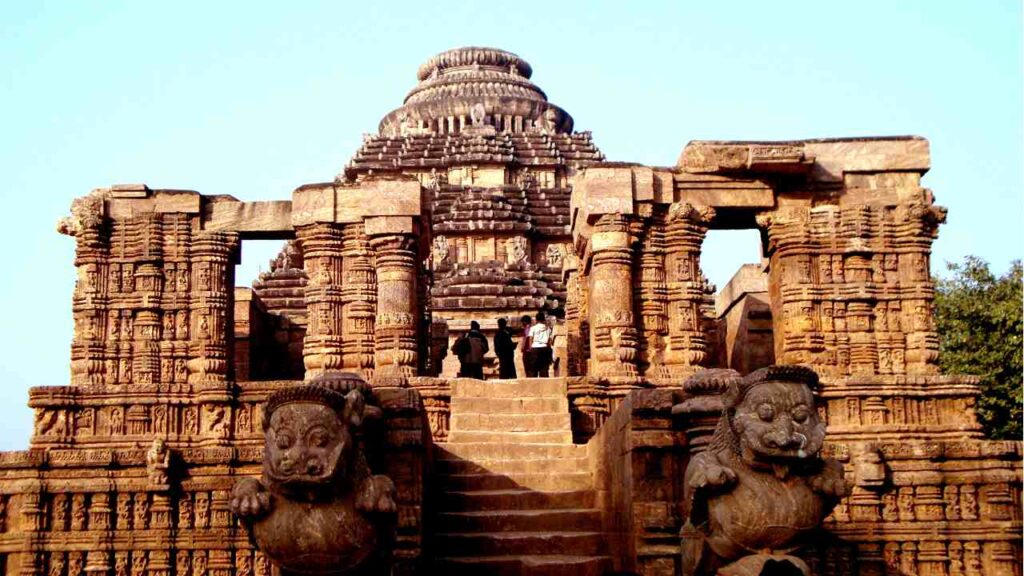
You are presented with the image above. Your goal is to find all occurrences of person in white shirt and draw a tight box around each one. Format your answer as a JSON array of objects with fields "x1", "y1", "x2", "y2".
[{"x1": 526, "y1": 311, "x2": 553, "y2": 377}]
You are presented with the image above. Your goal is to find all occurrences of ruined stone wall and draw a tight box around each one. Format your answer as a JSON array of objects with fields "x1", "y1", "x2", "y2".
[
  {"x1": 0, "y1": 184, "x2": 433, "y2": 576},
  {"x1": 572, "y1": 138, "x2": 1022, "y2": 574}
]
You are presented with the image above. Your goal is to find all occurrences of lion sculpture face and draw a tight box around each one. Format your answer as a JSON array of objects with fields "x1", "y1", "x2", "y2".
[
  {"x1": 266, "y1": 403, "x2": 349, "y2": 486},
  {"x1": 262, "y1": 387, "x2": 364, "y2": 491},
  {"x1": 730, "y1": 379, "x2": 825, "y2": 465}
]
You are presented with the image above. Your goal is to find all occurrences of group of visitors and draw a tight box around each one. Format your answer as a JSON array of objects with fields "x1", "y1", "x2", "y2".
[{"x1": 451, "y1": 312, "x2": 554, "y2": 380}]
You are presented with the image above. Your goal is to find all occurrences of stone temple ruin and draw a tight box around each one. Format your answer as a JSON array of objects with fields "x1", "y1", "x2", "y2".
[{"x1": 0, "y1": 46, "x2": 1019, "y2": 575}]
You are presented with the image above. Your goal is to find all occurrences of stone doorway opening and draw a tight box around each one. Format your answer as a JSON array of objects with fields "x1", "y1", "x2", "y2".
[
  {"x1": 700, "y1": 229, "x2": 775, "y2": 374},
  {"x1": 233, "y1": 237, "x2": 307, "y2": 381}
]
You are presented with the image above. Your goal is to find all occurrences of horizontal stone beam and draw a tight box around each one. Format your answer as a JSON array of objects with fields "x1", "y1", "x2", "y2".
[
  {"x1": 292, "y1": 176, "x2": 422, "y2": 226},
  {"x1": 105, "y1": 188, "x2": 202, "y2": 218},
  {"x1": 678, "y1": 136, "x2": 930, "y2": 182},
  {"x1": 202, "y1": 199, "x2": 293, "y2": 235}
]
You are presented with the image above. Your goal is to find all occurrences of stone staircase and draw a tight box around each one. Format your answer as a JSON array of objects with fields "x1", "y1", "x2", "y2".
[{"x1": 431, "y1": 378, "x2": 610, "y2": 576}]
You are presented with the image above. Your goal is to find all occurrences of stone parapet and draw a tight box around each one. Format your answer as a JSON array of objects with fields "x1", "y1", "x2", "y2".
[
  {"x1": 587, "y1": 388, "x2": 686, "y2": 575},
  {"x1": 0, "y1": 386, "x2": 430, "y2": 576}
]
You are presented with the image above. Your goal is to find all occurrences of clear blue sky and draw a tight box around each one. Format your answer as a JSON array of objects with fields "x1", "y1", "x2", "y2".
[{"x1": 0, "y1": 1, "x2": 1020, "y2": 449}]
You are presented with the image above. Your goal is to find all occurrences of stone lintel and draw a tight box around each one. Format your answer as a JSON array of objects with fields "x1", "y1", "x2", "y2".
[
  {"x1": 678, "y1": 136, "x2": 930, "y2": 183},
  {"x1": 105, "y1": 190, "x2": 202, "y2": 219},
  {"x1": 109, "y1": 183, "x2": 150, "y2": 198},
  {"x1": 806, "y1": 136, "x2": 930, "y2": 182},
  {"x1": 292, "y1": 177, "x2": 422, "y2": 226},
  {"x1": 292, "y1": 182, "x2": 335, "y2": 226},
  {"x1": 675, "y1": 173, "x2": 776, "y2": 209},
  {"x1": 680, "y1": 141, "x2": 814, "y2": 175},
  {"x1": 202, "y1": 199, "x2": 293, "y2": 234}
]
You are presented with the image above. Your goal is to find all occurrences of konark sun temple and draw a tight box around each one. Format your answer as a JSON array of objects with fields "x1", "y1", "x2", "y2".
[{"x1": 0, "y1": 47, "x2": 1019, "y2": 576}]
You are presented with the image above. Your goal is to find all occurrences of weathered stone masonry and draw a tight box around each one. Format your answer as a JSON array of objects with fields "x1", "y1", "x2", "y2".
[{"x1": 0, "y1": 47, "x2": 1018, "y2": 576}]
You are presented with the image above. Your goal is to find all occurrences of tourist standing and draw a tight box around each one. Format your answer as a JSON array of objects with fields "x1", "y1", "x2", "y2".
[
  {"x1": 452, "y1": 321, "x2": 489, "y2": 379},
  {"x1": 527, "y1": 311, "x2": 553, "y2": 377},
  {"x1": 519, "y1": 315, "x2": 535, "y2": 377},
  {"x1": 493, "y1": 317, "x2": 517, "y2": 379}
]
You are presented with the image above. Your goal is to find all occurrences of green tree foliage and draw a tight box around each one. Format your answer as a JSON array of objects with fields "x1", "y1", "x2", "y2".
[{"x1": 934, "y1": 256, "x2": 1022, "y2": 439}]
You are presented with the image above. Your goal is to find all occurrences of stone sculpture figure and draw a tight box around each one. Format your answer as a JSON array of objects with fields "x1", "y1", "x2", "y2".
[
  {"x1": 146, "y1": 438, "x2": 171, "y2": 486},
  {"x1": 680, "y1": 365, "x2": 848, "y2": 576},
  {"x1": 230, "y1": 372, "x2": 397, "y2": 575}
]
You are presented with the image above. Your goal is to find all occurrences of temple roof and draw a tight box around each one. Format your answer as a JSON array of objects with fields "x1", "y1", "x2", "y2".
[
  {"x1": 342, "y1": 131, "x2": 603, "y2": 180},
  {"x1": 378, "y1": 47, "x2": 574, "y2": 137}
]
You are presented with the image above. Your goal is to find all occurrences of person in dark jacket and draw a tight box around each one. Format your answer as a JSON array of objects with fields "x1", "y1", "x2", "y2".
[
  {"x1": 452, "y1": 320, "x2": 489, "y2": 379},
  {"x1": 493, "y1": 317, "x2": 517, "y2": 379}
]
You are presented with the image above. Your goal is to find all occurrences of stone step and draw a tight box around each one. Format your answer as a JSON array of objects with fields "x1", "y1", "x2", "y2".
[
  {"x1": 451, "y1": 396, "x2": 568, "y2": 415},
  {"x1": 439, "y1": 489, "x2": 595, "y2": 512},
  {"x1": 438, "y1": 442, "x2": 585, "y2": 461},
  {"x1": 441, "y1": 471, "x2": 592, "y2": 492},
  {"x1": 436, "y1": 508, "x2": 601, "y2": 532},
  {"x1": 452, "y1": 378, "x2": 567, "y2": 399},
  {"x1": 432, "y1": 555, "x2": 612, "y2": 576},
  {"x1": 435, "y1": 531, "x2": 603, "y2": 557},
  {"x1": 450, "y1": 412, "x2": 569, "y2": 433},
  {"x1": 447, "y1": 430, "x2": 572, "y2": 444},
  {"x1": 434, "y1": 456, "x2": 590, "y2": 476},
  {"x1": 522, "y1": 555, "x2": 613, "y2": 576}
]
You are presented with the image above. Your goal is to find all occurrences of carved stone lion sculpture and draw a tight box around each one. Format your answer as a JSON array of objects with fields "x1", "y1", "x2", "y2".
[
  {"x1": 230, "y1": 372, "x2": 397, "y2": 575},
  {"x1": 680, "y1": 365, "x2": 848, "y2": 576}
]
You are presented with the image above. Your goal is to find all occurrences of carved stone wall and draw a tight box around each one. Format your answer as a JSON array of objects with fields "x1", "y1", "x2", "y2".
[
  {"x1": 2, "y1": 384, "x2": 429, "y2": 576},
  {"x1": 572, "y1": 138, "x2": 1021, "y2": 573},
  {"x1": 0, "y1": 47, "x2": 1019, "y2": 576},
  {"x1": 60, "y1": 189, "x2": 240, "y2": 389},
  {"x1": 759, "y1": 195, "x2": 946, "y2": 378}
]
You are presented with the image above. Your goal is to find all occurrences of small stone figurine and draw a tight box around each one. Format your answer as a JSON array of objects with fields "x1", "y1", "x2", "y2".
[
  {"x1": 680, "y1": 366, "x2": 848, "y2": 576},
  {"x1": 145, "y1": 438, "x2": 171, "y2": 486},
  {"x1": 230, "y1": 373, "x2": 397, "y2": 575}
]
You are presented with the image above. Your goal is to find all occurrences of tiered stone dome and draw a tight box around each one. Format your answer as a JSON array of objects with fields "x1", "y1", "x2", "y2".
[
  {"x1": 378, "y1": 47, "x2": 574, "y2": 137},
  {"x1": 434, "y1": 187, "x2": 532, "y2": 234},
  {"x1": 430, "y1": 260, "x2": 553, "y2": 312}
]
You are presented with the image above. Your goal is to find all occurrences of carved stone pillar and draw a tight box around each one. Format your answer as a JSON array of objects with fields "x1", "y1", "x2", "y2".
[
  {"x1": 564, "y1": 264, "x2": 589, "y2": 377},
  {"x1": 341, "y1": 224, "x2": 377, "y2": 378},
  {"x1": 297, "y1": 223, "x2": 345, "y2": 378},
  {"x1": 187, "y1": 232, "x2": 237, "y2": 383},
  {"x1": 759, "y1": 208, "x2": 826, "y2": 367},
  {"x1": 636, "y1": 214, "x2": 668, "y2": 382},
  {"x1": 662, "y1": 202, "x2": 714, "y2": 381},
  {"x1": 129, "y1": 214, "x2": 165, "y2": 385},
  {"x1": 895, "y1": 203, "x2": 945, "y2": 374},
  {"x1": 587, "y1": 214, "x2": 640, "y2": 388},
  {"x1": 368, "y1": 217, "x2": 419, "y2": 386},
  {"x1": 60, "y1": 192, "x2": 109, "y2": 387}
]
